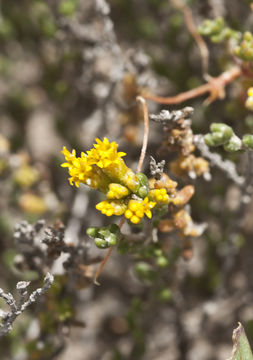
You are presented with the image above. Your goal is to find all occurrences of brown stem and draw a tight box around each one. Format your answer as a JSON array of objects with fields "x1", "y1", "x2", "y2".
[
  {"x1": 141, "y1": 66, "x2": 242, "y2": 106},
  {"x1": 136, "y1": 96, "x2": 149, "y2": 173},
  {"x1": 171, "y1": 0, "x2": 209, "y2": 75}
]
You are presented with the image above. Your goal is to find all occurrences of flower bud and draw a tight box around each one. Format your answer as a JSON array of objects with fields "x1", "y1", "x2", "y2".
[
  {"x1": 94, "y1": 237, "x2": 108, "y2": 249},
  {"x1": 242, "y1": 134, "x2": 253, "y2": 149},
  {"x1": 86, "y1": 227, "x2": 98, "y2": 238},
  {"x1": 135, "y1": 173, "x2": 150, "y2": 198},
  {"x1": 210, "y1": 123, "x2": 233, "y2": 141},
  {"x1": 204, "y1": 133, "x2": 216, "y2": 147},
  {"x1": 223, "y1": 135, "x2": 242, "y2": 152}
]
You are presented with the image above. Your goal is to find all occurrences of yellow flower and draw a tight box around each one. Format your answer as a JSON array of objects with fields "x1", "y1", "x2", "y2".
[
  {"x1": 87, "y1": 137, "x2": 126, "y2": 169},
  {"x1": 61, "y1": 147, "x2": 92, "y2": 187},
  {"x1": 87, "y1": 138, "x2": 138, "y2": 191},
  {"x1": 124, "y1": 197, "x2": 156, "y2": 224},
  {"x1": 148, "y1": 188, "x2": 169, "y2": 204},
  {"x1": 107, "y1": 183, "x2": 130, "y2": 199},
  {"x1": 61, "y1": 146, "x2": 110, "y2": 191},
  {"x1": 96, "y1": 200, "x2": 127, "y2": 216},
  {"x1": 61, "y1": 146, "x2": 79, "y2": 170}
]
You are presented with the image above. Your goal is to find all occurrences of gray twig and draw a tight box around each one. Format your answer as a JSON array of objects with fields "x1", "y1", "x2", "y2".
[
  {"x1": 0, "y1": 273, "x2": 54, "y2": 337},
  {"x1": 194, "y1": 134, "x2": 245, "y2": 186}
]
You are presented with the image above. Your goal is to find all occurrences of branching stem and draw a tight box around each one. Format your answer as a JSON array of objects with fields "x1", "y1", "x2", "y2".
[{"x1": 141, "y1": 66, "x2": 242, "y2": 106}]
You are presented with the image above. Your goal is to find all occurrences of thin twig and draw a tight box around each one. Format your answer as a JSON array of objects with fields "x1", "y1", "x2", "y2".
[
  {"x1": 141, "y1": 66, "x2": 242, "y2": 106},
  {"x1": 136, "y1": 96, "x2": 150, "y2": 173},
  {"x1": 171, "y1": 0, "x2": 209, "y2": 75}
]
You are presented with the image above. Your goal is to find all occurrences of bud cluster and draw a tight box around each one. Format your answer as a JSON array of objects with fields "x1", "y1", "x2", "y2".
[{"x1": 204, "y1": 123, "x2": 253, "y2": 152}]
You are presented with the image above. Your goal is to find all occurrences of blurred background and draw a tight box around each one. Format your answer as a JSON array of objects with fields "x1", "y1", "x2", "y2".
[{"x1": 1, "y1": 0, "x2": 253, "y2": 359}]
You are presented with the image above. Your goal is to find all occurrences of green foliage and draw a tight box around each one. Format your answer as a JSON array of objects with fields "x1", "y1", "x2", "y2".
[
  {"x1": 235, "y1": 32, "x2": 253, "y2": 61},
  {"x1": 198, "y1": 17, "x2": 240, "y2": 43}
]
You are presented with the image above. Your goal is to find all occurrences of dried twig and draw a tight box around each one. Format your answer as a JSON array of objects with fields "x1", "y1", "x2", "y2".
[
  {"x1": 0, "y1": 273, "x2": 54, "y2": 337},
  {"x1": 136, "y1": 96, "x2": 150, "y2": 173},
  {"x1": 141, "y1": 66, "x2": 242, "y2": 106},
  {"x1": 150, "y1": 156, "x2": 165, "y2": 180}
]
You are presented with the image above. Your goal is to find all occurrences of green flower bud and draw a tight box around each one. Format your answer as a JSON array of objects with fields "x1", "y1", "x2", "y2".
[
  {"x1": 137, "y1": 173, "x2": 149, "y2": 187},
  {"x1": 211, "y1": 131, "x2": 227, "y2": 145},
  {"x1": 156, "y1": 256, "x2": 169, "y2": 268},
  {"x1": 135, "y1": 173, "x2": 149, "y2": 198},
  {"x1": 94, "y1": 237, "x2": 108, "y2": 249},
  {"x1": 204, "y1": 134, "x2": 216, "y2": 147},
  {"x1": 223, "y1": 135, "x2": 242, "y2": 152},
  {"x1": 106, "y1": 233, "x2": 118, "y2": 246},
  {"x1": 86, "y1": 227, "x2": 98, "y2": 238},
  {"x1": 242, "y1": 134, "x2": 253, "y2": 149},
  {"x1": 98, "y1": 228, "x2": 111, "y2": 238},
  {"x1": 210, "y1": 123, "x2": 233, "y2": 140},
  {"x1": 138, "y1": 186, "x2": 149, "y2": 198}
]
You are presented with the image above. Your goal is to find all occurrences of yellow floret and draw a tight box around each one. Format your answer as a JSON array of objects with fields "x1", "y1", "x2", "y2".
[
  {"x1": 61, "y1": 147, "x2": 93, "y2": 187},
  {"x1": 124, "y1": 197, "x2": 156, "y2": 224},
  {"x1": 96, "y1": 200, "x2": 127, "y2": 216},
  {"x1": 107, "y1": 183, "x2": 130, "y2": 199},
  {"x1": 86, "y1": 137, "x2": 126, "y2": 169},
  {"x1": 87, "y1": 138, "x2": 138, "y2": 191},
  {"x1": 61, "y1": 146, "x2": 111, "y2": 191},
  {"x1": 148, "y1": 188, "x2": 169, "y2": 204}
]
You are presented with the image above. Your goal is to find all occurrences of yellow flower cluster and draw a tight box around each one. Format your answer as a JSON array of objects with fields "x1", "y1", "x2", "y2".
[
  {"x1": 86, "y1": 137, "x2": 126, "y2": 168},
  {"x1": 107, "y1": 183, "x2": 130, "y2": 199},
  {"x1": 96, "y1": 200, "x2": 127, "y2": 216},
  {"x1": 62, "y1": 137, "x2": 172, "y2": 224},
  {"x1": 148, "y1": 189, "x2": 169, "y2": 204},
  {"x1": 61, "y1": 138, "x2": 139, "y2": 192},
  {"x1": 125, "y1": 197, "x2": 156, "y2": 224}
]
